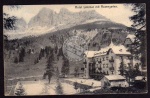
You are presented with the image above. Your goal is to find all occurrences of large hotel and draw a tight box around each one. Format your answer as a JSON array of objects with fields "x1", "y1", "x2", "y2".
[{"x1": 83, "y1": 34, "x2": 141, "y2": 79}]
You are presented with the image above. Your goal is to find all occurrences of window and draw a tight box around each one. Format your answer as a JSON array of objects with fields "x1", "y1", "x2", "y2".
[
  {"x1": 97, "y1": 58, "x2": 98, "y2": 61},
  {"x1": 111, "y1": 64, "x2": 114, "y2": 67},
  {"x1": 106, "y1": 57, "x2": 108, "y2": 60},
  {"x1": 96, "y1": 64, "x2": 98, "y2": 68},
  {"x1": 107, "y1": 71, "x2": 109, "y2": 75},
  {"x1": 111, "y1": 56, "x2": 113, "y2": 59},
  {"x1": 128, "y1": 63, "x2": 131, "y2": 66},
  {"x1": 98, "y1": 64, "x2": 100, "y2": 68},
  {"x1": 103, "y1": 64, "x2": 105, "y2": 68},
  {"x1": 103, "y1": 57, "x2": 105, "y2": 61},
  {"x1": 103, "y1": 71, "x2": 106, "y2": 75},
  {"x1": 106, "y1": 64, "x2": 108, "y2": 68},
  {"x1": 81, "y1": 68, "x2": 84, "y2": 71}
]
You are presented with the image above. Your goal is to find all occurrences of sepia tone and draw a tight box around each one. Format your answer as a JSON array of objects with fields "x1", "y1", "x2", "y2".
[{"x1": 3, "y1": 4, "x2": 147, "y2": 95}]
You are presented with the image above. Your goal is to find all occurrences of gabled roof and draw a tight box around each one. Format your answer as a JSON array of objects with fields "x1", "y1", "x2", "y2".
[
  {"x1": 126, "y1": 34, "x2": 136, "y2": 42},
  {"x1": 111, "y1": 46, "x2": 131, "y2": 55},
  {"x1": 84, "y1": 42, "x2": 131, "y2": 58},
  {"x1": 94, "y1": 42, "x2": 131, "y2": 56},
  {"x1": 84, "y1": 51, "x2": 99, "y2": 58},
  {"x1": 135, "y1": 76, "x2": 145, "y2": 81},
  {"x1": 105, "y1": 75, "x2": 126, "y2": 81}
]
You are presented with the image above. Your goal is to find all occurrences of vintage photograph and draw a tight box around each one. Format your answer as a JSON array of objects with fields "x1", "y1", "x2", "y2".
[{"x1": 3, "y1": 4, "x2": 147, "y2": 95}]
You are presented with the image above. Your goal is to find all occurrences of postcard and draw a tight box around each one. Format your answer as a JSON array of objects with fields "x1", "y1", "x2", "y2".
[{"x1": 3, "y1": 4, "x2": 147, "y2": 95}]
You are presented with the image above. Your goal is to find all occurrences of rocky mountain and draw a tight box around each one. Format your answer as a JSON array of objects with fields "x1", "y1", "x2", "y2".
[
  {"x1": 4, "y1": 7, "x2": 127, "y2": 40},
  {"x1": 3, "y1": 7, "x2": 131, "y2": 78},
  {"x1": 15, "y1": 17, "x2": 27, "y2": 30},
  {"x1": 28, "y1": 7, "x2": 109, "y2": 28}
]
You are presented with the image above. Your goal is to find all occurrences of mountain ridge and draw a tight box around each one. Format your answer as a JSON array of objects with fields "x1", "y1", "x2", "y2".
[
  {"x1": 4, "y1": 7, "x2": 127, "y2": 40},
  {"x1": 28, "y1": 7, "x2": 109, "y2": 28}
]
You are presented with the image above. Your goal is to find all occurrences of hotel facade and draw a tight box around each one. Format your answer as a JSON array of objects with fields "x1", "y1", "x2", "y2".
[{"x1": 83, "y1": 35, "x2": 141, "y2": 79}]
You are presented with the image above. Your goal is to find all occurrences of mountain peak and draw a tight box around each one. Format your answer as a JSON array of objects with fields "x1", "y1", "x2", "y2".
[
  {"x1": 40, "y1": 7, "x2": 52, "y2": 11},
  {"x1": 39, "y1": 7, "x2": 54, "y2": 15},
  {"x1": 28, "y1": 8, "x2": 111, "y2": 32},
  {"x1": 59, "y1": 8, "x2": 71, "y2": 14}
]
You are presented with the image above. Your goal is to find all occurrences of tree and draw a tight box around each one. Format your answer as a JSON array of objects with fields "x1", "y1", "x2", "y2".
[
  {"x1": 45, "y1": 46, "x2": 52, "y2": 58},
  {"x1": 34, "y1": 58, "x2": 39, "y2": 64},
  {"x1": 34, "y1": 59, "x2": 37, "y2": 65},
  {"x1": 57, "y1": 47, "x2": 63, "y2": 60},
  {"x1": 19, "y1": 47, "x2": 25, "y2": 62},
  {"x1": 125, "y1": 68, "x2": 139, "y2": 87},
  {"x1": 54, "y1": 45, "x2": 58, "y2": 54},
  {"x1": 74, "y1": 81, "x2": 79, "y2": 92},
  {"x1": 3, "y1": 35, "x2": 9, "y2": 51},
  {"x1": 127, "y1": 3, "x2": 146, "y2": 68},
  {"x1": 39, "y1": 48, "x2": 45, "y2": 60},
  {"x1": 119, "y1": 62, "x2": 124, "y2": 76},
  {"x1": 74, "y1": 66, "x2": 79, "y2": 77},
  {"x1": 129, "y1": 3, "x2": 146, "y2": 30},
  {"x1": 44, "y1": 49, "x2": 54, "y2": 83},
  {"x1": 55, "y1": 67, "x2": 63, "y2": 95},
  {"x1": 15, "y1": 82, "x2": 26, "y2": 96},
  {"x1": 134, "y1": 63, "x2": 141, "y2": 75},
  {"x1": 119, "y1": 56, "x2": 124, "y2": 75},
  {"x1": 14, "y1": 57, "x2": 18, "y2": 64},
  {"x1": 3, "y1": 6, "x2": 21, "y2": 30},
  {"x1": 3, "y1": 14, "x2": 17, "y2": 30},
  {"x1": 57, "y1": 47, "x2": 63, "y2": 57},
  {"x1": 61, "y1": 57, "x2": 70, "y2": 77},
  {"x1": 55, "y1": 80, "x2": 63, "y2": 95}
]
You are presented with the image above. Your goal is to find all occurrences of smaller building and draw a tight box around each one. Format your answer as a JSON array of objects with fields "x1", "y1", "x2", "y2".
[
  {"x1": 101, "y1": 75, "x2": 129, "y2": 88},
  {"x1": 124, "y1": 34, "x2": 136, "y2": 47},
  {"x1": 135, "y1": 76, "x2": 147, "y2": 82},
  {"x1": 134, "y1": 76, "x2": 147, "y2": 89}
]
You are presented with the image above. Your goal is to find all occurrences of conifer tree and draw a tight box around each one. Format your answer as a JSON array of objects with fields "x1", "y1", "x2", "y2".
[
  {"x1": 45, "y1": 49, "x2": 54, "y2": 83},
  {"x1": 14, "y1": 57, "x2": 18, "y2": 63},
  {"x1": 61, "y1": 57, "x2": 70, "y2": 77},
  {"x1": 127, "y1": 3, "x2": 146, "y2": 67},
  {"x1": 55, "y1": 67, "x2": 63, "y2": 95},
  {"x1": 15, "y1": 82, "x2": 26, "y2": 96}
]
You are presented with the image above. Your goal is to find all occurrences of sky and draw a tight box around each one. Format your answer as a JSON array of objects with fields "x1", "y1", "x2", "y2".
[{"x1": 3, "y1": 4, "x2": 135, "y2": 27}]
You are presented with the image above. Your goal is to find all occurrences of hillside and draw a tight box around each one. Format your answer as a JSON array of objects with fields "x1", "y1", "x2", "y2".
[
  {"x1": 4, "y1": 27, "x2": 132, "y2": 80},
  {"x1": 3, "y1": 7, "x2": 134, "y2": 80},
  {"x1": 4, "y1": 8, "x2": 113, "y2": 39},
  {"x1": 28, "y1": 8, "x2": 108, "y2": 28}
]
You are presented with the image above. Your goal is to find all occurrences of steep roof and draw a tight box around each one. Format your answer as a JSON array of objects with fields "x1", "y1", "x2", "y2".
[
  {"x1": 135, "y1": 76, "x2": 144, "y2": 81},
  {"x1": 126, "y1": 34, "x2": 136, "y2": 42},
  {"x1": 94, "y1": 42, "x2": 131, "y2": 56},
  {"x1": 111, "y1": 45, "x2": 131, "y2": 55},
  {"x1": 84, "y1": 51, "x2": 99, "y2": 58},
  {"x1": 105, "y1": 75, "x2": 126, "y2": 81}
]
